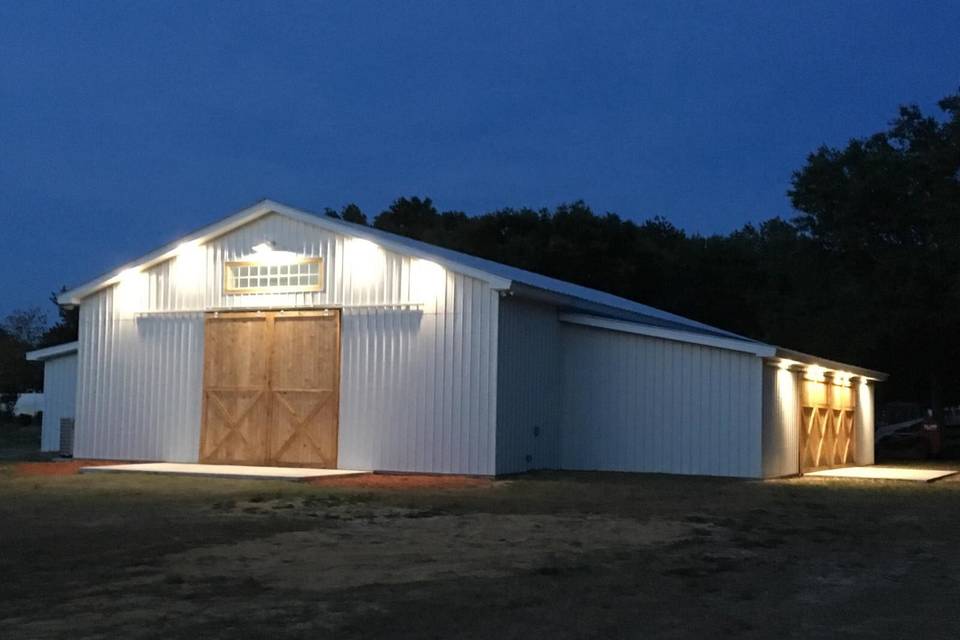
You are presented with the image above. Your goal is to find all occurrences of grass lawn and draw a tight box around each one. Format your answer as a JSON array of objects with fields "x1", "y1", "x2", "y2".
[{"x1": 2, "y1": 462, "x2": 960, "y2": 639}]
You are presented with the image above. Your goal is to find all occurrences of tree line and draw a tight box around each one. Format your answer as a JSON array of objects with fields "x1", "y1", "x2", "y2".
[{"x1": 2, "y1": 92, "x2": 957, "y2": 411}]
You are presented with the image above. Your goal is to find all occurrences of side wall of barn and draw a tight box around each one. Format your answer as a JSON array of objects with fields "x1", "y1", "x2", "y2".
[
  {"x1": 73, "y1": 213, "x2": 500, "y2": 475},
  {"x1": 495, "y1": 297, "x2": 562, "y2": 474},
  {"x1": 760, "y1": 364, "x2": 877, "y2": 477},
  {"x1": 760, "y1": 364, "x2": 800, "y2": 477},
  {"x1": 558, "y1": 324, "x2": 765, "y2": 478}
]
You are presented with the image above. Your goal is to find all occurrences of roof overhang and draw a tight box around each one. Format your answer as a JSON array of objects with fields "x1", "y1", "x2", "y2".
[
  {"x1": 769, "y1": 347, "x2": 888, "y2": 382},
  {"x1": 26, "y1": 341, "x2": 79, "y2": 362},
  {"x1": 558, "y1": 313, "x2": 777, "y2": 357},
  {"x1": 57, "y1": 199, "x2": 512, "y2": 305}
]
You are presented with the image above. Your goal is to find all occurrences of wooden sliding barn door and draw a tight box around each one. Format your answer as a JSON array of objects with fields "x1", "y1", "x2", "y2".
[
  {"x1": 200, "y1": 310, "x2": 340, "y2": 467},
  {"x1": 268, "y1": 311, "x2": 340, "y2": 467},
  {"x1": 200, "y1": 313, "x2": 271, "y2": 465},
  {"x1": 799, "y1": 379, "x2": 856, "y2": 473}
]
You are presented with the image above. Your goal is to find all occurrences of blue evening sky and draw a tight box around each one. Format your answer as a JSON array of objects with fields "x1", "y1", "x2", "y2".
[{"x1": 1, "y1": 1, "x2": 958, "y2": 315}]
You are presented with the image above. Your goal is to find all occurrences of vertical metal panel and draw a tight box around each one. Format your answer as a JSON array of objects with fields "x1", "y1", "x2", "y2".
[
  {"x1": 761, "y1": 364, "x2": 800, "y2": 477},
  {"x1": 339, "y1": 279, "x2": 499, "y2": 475},
  {"x1": 855, "y1": 381, "x2": 875, "y2": 466},
  {"x1": 39, "y1": 354, "x2": 78, "y2": 452},
  {"x1": 559, "y1": 324, "x2": 764, "y2": 478},
  {"x1": 74, "y1": 286, "x2": 205, "y2": 462},
  {"x1": 495, "y1": 298, "x2": 561, "y2": 474},
  {"x1": 74, "y1": 213, "x2": 499, "y2": 473}
]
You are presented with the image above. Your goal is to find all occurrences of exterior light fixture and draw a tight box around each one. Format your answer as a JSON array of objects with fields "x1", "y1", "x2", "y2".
[{"x1": 804, "y1": 365, "x2": 826, "y2": 382}]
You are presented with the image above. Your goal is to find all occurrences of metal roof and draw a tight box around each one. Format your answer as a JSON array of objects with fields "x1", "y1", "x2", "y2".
[
  {"x1": 57, "y1": 199, "x2": 756, "y2": 341},
  {"x1": 54, "y1": 199, "x2": 885, "y2": 377}
]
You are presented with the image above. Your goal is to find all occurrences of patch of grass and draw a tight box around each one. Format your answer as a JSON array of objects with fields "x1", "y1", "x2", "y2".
[{"x1": 2, "y1": 466, "x2": 960, "y2": 639}]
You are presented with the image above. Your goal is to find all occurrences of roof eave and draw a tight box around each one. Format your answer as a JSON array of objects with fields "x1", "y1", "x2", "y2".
[
  {"x1": 26, "y1": 341, "x2": 79, "y2": 362},
  {"x1": 771, "y1": 346, "x2": 889, "y2": 381},
  {"x1": 558, "y1": 312, "x2": 777, "y2": 357}
]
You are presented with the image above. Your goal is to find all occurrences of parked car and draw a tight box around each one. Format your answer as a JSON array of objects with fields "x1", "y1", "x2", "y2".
[{"x1": 876, "y1": 403, "x2": 941, "y2": 459}]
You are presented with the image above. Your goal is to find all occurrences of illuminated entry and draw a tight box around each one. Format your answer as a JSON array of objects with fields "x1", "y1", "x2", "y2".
[{"x1": 224, "y1": 257, "x2": 323, "y2": 294}]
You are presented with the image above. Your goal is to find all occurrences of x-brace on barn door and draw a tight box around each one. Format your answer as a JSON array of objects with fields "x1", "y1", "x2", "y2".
[{"x1": 199, "y1": 310, "x2": 340, "y2": 467}]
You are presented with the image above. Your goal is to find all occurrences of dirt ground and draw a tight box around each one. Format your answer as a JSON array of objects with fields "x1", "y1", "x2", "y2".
[{"x1": 3, "y1": 462, "x2": 960, "y2": 639}]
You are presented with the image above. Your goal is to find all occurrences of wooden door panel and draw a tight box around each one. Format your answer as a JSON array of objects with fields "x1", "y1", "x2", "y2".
[
  {"x1": 268, "y1": 312, "x2": 340, "y2": 467},
  {"x1": 200, "y1": 310, "x2": 341, "y2": 468},
  {"x1": 200, "y1": 315, "x2": 270, "y2": 464},
  {"x1": 799, "y1": 379, "x2": 856, "y2": 472}
]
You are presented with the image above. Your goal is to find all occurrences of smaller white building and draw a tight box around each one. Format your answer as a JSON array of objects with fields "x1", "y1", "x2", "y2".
[{"x1": 26, "y1": 342, "x2": 78, "y2": 452}]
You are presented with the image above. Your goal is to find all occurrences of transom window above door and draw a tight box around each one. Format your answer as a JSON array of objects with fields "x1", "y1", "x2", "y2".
[{"x1": 224, "y1": 257, "x2": 323, "y2": 294}]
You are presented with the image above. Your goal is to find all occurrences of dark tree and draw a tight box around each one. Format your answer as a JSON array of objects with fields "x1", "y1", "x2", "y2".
[
  {"x1": 789, "y1": 92, "x2": 960, "y2": 410},
  {"x1": 39, "y1": 288, "x2": 79, "y2": 347},
  {"x1": 340, "y1": 203, "x2": 367, "y2": 225}
]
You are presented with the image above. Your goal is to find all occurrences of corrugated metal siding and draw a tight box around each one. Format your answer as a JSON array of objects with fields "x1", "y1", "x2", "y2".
[
  {"x1": 761, "y1": 364, "x2": 800, "y2": 477},
  {"x1": 339, "y1": 287, "x2": 498, "y2": 474},
  {"x1": 855, "y1": 381, "x2": 875, "y2": 466},
  {"x1": 74, "y1": 213, "x2": 499, "y2": 473},
  {"x1": 74, "y1": 287, "x2": 205, "y2": 462},
  {"x1": 559, "y1": 324, "x2": 764, "y2": 478},
  {"x1": 39, "y1": 354, "x2": 78, "y2": 452},
  {"x1": 496, "y1": 298, "x2": 561, "y2": 474}
]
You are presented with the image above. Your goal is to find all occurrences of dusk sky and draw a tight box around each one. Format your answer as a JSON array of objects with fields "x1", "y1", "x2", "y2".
[{"x1": 1, "y1": 1, "x2": 959, "y2": 316}]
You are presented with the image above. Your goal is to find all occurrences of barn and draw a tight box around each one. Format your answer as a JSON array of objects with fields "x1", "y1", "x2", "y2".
[{"x1": 50, "y1": 199, "x2": 885, "y2": 478}]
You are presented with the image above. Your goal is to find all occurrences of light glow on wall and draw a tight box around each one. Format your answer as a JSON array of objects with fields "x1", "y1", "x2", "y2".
[
  {"x1": 114, "y1": 267, "x2": 148, "y2": 315},
  {"x1": 172, "y1": 241, "x2": 205, "y2": 294},
  {"x1": 411, "y1": 258, "x2": 446, "y2": 306},
  {"x1": 778, "y1": 358, "x2": 799, "y2": 370},
  {"x1": 804, "y1": 365, "x2": 826, "y2": 382},
  {"x1": 248, "y1": 241, "x2": 300, "y2": 265},
  {"x1": 345, "y1": 238, "x2": 385, "y2": 286},
  {"x1": 833, "y1": 370, "x2": 853, "y2": 387}
]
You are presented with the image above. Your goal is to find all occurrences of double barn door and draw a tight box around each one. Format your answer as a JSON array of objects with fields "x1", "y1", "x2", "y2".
[
  {"x1": 199, "y1": 310, "x2": 340, "y2": 467},
  {"x1": 799, "y1": 379, "x2": 856, "y2": 473}
]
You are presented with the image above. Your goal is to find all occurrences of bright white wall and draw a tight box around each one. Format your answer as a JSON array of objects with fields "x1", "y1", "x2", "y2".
[
  {"x1": 39, "y1": 355, "x2": 77, "y2": 452},
  {"x1": 559, "y1": 324, "x2": 765, "y2": 478},
  {"x1": 73, "y1": 213, "x2": 499, "y2": 474},
  {"x1": 855, "y1": 380, "x2": 875, "y2": 466},
  {"x1": 761, "y1": 365, "x2": 800, "y2": 477}
]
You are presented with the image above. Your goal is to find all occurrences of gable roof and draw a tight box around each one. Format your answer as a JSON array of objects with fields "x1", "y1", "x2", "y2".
[
  {"x1": 57, "y1": 199, "x2": 760, "y2": 341},
  {"x1": 59, "y1": 198, "x2": 763, "y2": 344}
]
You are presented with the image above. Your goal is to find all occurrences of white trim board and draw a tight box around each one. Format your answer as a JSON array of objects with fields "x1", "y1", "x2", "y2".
[
  {"x1": 26, "y1": 341, "x2": 79, "y2": 362},
  {"x1": 558, "y1": 313, "x2": 776, "y2": 357}
]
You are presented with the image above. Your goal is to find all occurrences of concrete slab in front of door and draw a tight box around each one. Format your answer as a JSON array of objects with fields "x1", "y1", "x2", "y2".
[
  {"x1": 79, "y1": 462, "x2": 370, "y2": 482},
  {"x1": 804, "y1": 465, "x2": 957, "y2": 483}
]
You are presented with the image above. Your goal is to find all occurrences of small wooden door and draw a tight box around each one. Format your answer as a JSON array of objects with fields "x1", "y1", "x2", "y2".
[
  {"x1": 799, "y1": 379, "x2": 856, "y2": 473},
  {"x1": 200, "y1": 310, "x2": 340, "y2": 467}
]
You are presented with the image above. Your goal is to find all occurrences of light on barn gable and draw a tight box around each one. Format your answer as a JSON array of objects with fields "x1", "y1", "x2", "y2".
[
  {"x1": 411, "y1": 258, "x2": 446, "y2": 305},
  {"x1": 172, "y1": 241, "x2": 205, "y2": 294},
  {"x1": 114, "y1": 267, "x2": 148, "y2": 315},
  {"x1": 345, "y1": 238, "x2": 385, "y2": 286},
  {"x1": 249, "y1": 241, "x2": 299, "y2": 265}
]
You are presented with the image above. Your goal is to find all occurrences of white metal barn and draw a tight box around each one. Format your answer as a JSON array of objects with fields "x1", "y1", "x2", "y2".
[
  {"x1": 51, "y1": 200, "x2": 885, "y2": 478},
  {"x1": 25, "y1": 341, "x2": 78, "y2": 452}
]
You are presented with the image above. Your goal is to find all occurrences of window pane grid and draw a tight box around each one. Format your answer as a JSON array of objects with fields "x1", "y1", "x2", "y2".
[{"x1": 225, "y1": 258, "x2": 323, "y2": 293}]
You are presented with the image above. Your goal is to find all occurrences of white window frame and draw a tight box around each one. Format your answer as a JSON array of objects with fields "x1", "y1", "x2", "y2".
[{"x1": 224, "y1": 257, "x2": 324, "y2": 294}]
